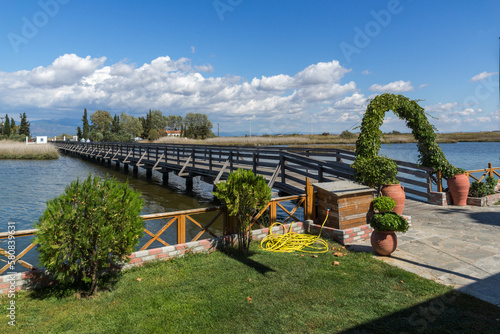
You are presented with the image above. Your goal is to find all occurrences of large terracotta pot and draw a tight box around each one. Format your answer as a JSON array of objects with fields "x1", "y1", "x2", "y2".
[
  {"x1": 370, "y1": 230, "x2": 398, "y2": 256},
  {"x1": 381, "y1": 184, "x2": 405, "y2": 215},
  {"x1": 447, "y1": 173, "x2": 470, "y2": 206}
]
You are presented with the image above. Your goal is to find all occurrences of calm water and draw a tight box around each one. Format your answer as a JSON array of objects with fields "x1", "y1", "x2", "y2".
[{"x1": 1, "y1": 142, "x2": 498, "y2": 271}]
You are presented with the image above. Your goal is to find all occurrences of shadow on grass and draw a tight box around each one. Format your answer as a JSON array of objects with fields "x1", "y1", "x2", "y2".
[
  {"x1": 24, "y1": 267, "x2": 124, "y2": 300},
  {"x1": 213, "y1": 235, "x2": 275, "y2": 275},
  {"x1": 340, "y1": 289, "x2": 500, "y2": 334}
]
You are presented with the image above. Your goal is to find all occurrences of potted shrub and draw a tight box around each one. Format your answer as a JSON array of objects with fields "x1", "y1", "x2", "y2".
[
  {"x1": 213, "y1": 169, "x2": 271, "y2": 255},
  {"x1": 352, "y1": 155, "x2": 405, "y2": 215},
  {"x1": 369, "y1": 196, "x2": 409, "y2": 256},
  {"x1": 441, "y1": 165, "x2": 469, "y2": 206}
]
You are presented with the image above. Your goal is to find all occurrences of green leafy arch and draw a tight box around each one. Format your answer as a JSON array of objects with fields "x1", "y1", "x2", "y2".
[{"x1": 354, "y1": 93, "x2": 462, "y2": 178}]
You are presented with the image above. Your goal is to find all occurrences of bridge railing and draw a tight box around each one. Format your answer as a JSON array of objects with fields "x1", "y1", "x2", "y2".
[{"x1": 55, "y1": 141, "x2": 434, "y2": 200}]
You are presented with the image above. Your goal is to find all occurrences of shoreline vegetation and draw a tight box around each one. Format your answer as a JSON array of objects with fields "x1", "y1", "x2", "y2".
[
  {"x1": 0, "y1": 140, "x2": 59, "y2": 160},
  {"x1": 153, "y1": 131, "x2": 500, "y2": 149}
]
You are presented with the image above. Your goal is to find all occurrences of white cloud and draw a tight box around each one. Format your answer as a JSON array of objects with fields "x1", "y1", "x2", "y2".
[
  {"x1": 0, "y1": 54, "x2": 362, "y2": 130},
  {"x1": 418, "y1": 83, "x2": 429, "y2": 89},
  {"x1": 424, "y1": 102, "x2": 458, "y2": 113},
  {"x1": 191, "y1": 46, "x2": 195, "y2": 54},
  {"x1": 470, "y1": 71, "x2": 497, "y2": 82},
  {"x1": 362, "y1": 70, "x2": 372, "y2": 75},
  {"x1": 369, "y1": 80, "x2": 414, "y2": 93}
]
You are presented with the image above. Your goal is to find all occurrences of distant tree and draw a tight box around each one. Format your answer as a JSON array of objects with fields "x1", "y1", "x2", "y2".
[
  {"x1": 339, "y1": 130, "x2": 356, "y2": 140},
  {"x1": 4, "y1": 115, "x2": 11, "y2": 137},
  {"x1": 90, "y1": 110, "x2": 113, "y2": 135},
  {"x1": 10, "y1": 119, "x2": 16, "y2": 135},
  {"x1": 183, "y1": 113, "x2": 213, "y2": 139},
  {"x1": 111, "y1": 114, "x2": 121, "y2": 134},
  {"x1": 120, "y1": 113, "x2": 143, "y2": 139},
  {"x1": 82, "y1": 109, "x2": 90, "y2": 139},
  {"x1": 166, "y1": 115, "x2": 183, "y2": 130},
  {"x1": 19, "y1": 112, "x2": 30, "y2": 137},
  {"x1": 77, "y1": 126, "x2": 83, "y2": 140},
  {"x1": 139, "y1": 111, "x2": 152, "y2": 139}
]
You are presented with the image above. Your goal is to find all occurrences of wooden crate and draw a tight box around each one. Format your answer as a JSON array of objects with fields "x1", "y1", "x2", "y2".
[{"x1": 314, "y1": 181, "x2": 374, "y2": 230}]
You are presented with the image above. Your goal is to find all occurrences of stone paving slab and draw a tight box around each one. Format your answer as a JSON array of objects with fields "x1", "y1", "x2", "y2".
[{"x1": 348, "y1": 199, "x2": 500, "y2": 308}]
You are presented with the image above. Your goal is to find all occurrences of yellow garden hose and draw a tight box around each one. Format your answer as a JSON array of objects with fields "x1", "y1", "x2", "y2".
[{"x1": 260, "y1": 210, "x2": 330, "y2": 254}]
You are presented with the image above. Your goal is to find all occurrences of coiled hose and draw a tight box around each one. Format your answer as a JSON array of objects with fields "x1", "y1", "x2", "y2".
[{"x1": 260, "y1": 210, "x2": 330, "y2": 253}]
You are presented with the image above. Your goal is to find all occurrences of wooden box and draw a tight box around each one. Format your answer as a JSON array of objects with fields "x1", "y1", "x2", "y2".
[{"x1": 314, "y1": 181, "x2": 374, "y2": 230}]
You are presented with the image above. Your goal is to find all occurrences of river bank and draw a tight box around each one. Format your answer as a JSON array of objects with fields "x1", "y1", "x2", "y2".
[{"x1": 0, "y1": 140, "x2": 59, "y2": 160}]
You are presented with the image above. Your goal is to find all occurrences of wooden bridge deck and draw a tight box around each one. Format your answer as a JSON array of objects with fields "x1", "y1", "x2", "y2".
[{"x1": 53, "y1": 142, "x2": 434, "y2": 199}]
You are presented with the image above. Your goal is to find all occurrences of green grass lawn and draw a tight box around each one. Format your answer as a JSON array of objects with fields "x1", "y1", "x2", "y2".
[{"x1": 1, "y1": 243, "x2": 499, "y2": 333}]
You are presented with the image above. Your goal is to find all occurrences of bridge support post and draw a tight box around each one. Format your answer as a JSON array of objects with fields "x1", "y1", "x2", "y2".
[
  {"x1": 146, "y1": 168, "x2": 152, "y2": 179},
  {"x1": 115, "y1": 161, "x2": 120, "y2": 170},
  {"x1": 123, "y1": 163, "x2": 129, "y2": 173},
  {"x1": 107, "y1": 159, "x2": 111, "y2": 167},
  {"x1": 186, "y1": 176, "x2": 194, "y2": 192},
  {"x1": 162, "y1": 171, "x2": 169, "y2": 186},
  {"x1": 133, "y1": 165, "x2": 139, "y2": 177}
]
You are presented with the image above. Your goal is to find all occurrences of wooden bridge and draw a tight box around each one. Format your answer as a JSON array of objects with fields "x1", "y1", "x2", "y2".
[{"x1": 53, "y1": 141, "x2": 434, "y2": 200}]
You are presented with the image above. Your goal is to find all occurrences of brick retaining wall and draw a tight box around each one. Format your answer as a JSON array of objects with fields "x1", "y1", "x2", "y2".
[{"x1": 430, "y1": 191, "x2": 499, "y2": 206}]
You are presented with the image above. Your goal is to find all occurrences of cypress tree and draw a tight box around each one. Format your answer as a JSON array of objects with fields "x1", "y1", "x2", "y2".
[
  {"x1": 19, "y1": 112, "x2": 30, "y2": 137},
  {"x1": 77, "y1": 126, "x2": 83, "y2": 140},
  {"x1": 4, "y1": 115, "x2": 11, "y2": 137},
  {"x1": 10, "y1": 119, "x2": 16, "y2": 135},
  {"x1": 82, "y1": 109, "x2": 89, "y2": 139}
]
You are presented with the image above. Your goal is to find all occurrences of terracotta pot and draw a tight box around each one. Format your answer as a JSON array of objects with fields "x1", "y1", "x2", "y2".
[
  {"x1": 370, "y1": 230, "x2": 398, "y2": 256},
  {"x1": 447, "y1": 173, "x2": 470, "y2": 206},
  {"x1": 381, "y1": 184, "x2": 405, "y2": 215}
]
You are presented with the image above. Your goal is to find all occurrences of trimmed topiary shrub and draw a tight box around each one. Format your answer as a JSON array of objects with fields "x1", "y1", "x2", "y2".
[
  {"x1": 369, "y1": 212, "x2": 409, "y2": 232},
  {"x1": 213, "y1": 169, "x2": 271, "y2": 255},
  {"x1": 372, "y1": 196, "x2": 396, "y2": 213},
  {"x1": 35, "y1": 174, "x2": 144, "y2": 296}
]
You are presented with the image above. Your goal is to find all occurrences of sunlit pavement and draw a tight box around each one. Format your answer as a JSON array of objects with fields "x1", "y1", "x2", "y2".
[{"x1": 348, "y1": 199, "x2": 500, "y2": 307}]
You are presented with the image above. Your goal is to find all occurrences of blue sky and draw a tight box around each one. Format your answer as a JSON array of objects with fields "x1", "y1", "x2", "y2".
[{"x1": 0, "y1": 0, "x2": 499, "y2": 136}]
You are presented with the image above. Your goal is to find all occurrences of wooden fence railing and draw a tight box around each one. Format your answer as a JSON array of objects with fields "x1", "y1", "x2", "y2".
[
  {"x1": 0, "y1": 192, "x2": 312, "y2": 276},
  {"x1": 436, "y1": 163, "x2": 500, "y2": 192}
]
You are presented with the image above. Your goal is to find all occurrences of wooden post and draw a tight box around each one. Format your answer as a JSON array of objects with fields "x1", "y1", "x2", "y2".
[
  {"x1": 252, "y1": 152, "x2": 257, "y2": 174},
  {"x1": 269, "y1": 202, "x2": 277, "y2": 225},
  {"x1": 488, "y1": 163, "x2": 493, "y2": 177},
  {"x1": 223, "y1": 207, "x2": 238, "y2": 235},
  {"x1": 209, "y1": 150, "x2": 213, "y2": 171},
  {"x1": 280, "y1": 155, "x2": 286, "y2": 184},
  {"x1": 437, "y1": 170, "x2": 443, "y2": 192},
  {"x1": 177, "y1": 215, "x2": 186, "y2": 244},
  {"x1": 305, "y1": 178, "x2": 313, "y2": 220}
]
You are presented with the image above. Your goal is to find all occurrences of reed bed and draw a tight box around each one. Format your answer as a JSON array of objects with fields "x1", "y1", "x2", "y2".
[
  {"x1": 152, "y1": 131, "x2": 499, "y2": 147},
  {"x1": 0, "y1": 140, "x2": 59, "y2": 159}
]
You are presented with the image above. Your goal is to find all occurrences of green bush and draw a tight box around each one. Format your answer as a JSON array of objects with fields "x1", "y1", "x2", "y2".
[
  {"x1": 352, "y1": 156, "x2": 399, "y2": 194},
  {"x1": 35, "y1": 174, "x2": 144, "y2": 296},
  {"x1": 372, "y1": 196, "x2": 396, "y2": 212},
  {"x1": 213, "y1": 169, "x2": 271, "y2": 255},
  {"x1": 369, "y1": 212, "x2": 409, "y2": 232},
  {"x1": 339, "y1": 130, "x2": 356, "y2": 139},
  {"x1": 469, "y1": 176, "x2": 497, "y2": 197}
]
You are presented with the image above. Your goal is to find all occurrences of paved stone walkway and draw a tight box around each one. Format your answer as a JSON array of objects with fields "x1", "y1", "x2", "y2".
[{"x1": 348, "y1": 199, "x2": 500, "y2": 307}]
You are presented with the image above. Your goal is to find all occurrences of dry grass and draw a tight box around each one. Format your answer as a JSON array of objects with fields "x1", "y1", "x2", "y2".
[
  {"x1": 152, "y1": 131, "x2": 500, "y2": 147},
  {"x1": 0, "y1": 140, "x2": 59, "y2": 159}
]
